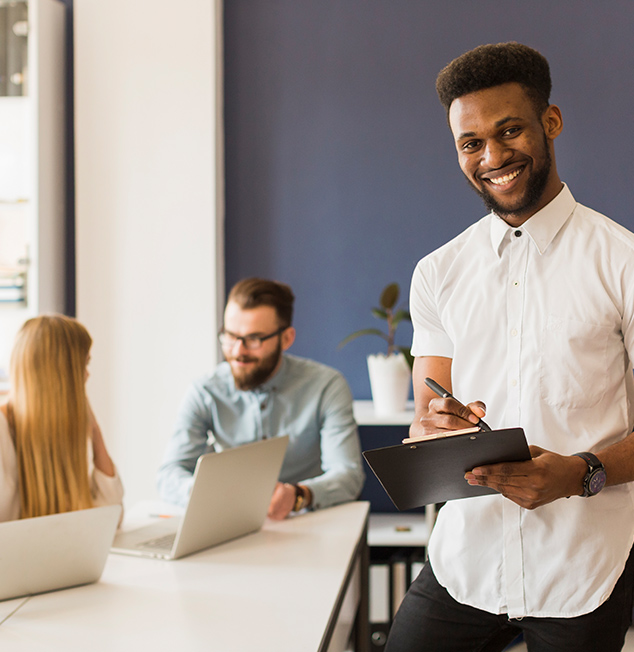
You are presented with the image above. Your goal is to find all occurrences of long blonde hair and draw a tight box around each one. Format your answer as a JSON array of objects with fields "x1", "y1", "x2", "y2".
[{"x1": 8, "y1": 314, "x2": 94, "y2": 518}]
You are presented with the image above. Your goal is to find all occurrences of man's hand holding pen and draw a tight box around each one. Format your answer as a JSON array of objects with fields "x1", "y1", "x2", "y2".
[
  {"x1": 410, "y1": 377, "x2": 490, "y2": 438},
  {"x1": 419, "y1": 396, "x2": 488, "y2": 433}
]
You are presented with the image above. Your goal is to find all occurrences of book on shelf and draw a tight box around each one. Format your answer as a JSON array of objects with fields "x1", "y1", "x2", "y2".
[
  {"x1": 391, "y1": 554, "x2": 408, "y2": 618},
  {"x1": 0, "y1": 267, "x2": 26, "y2": 302},
  {"x1": 369, "y1": 562, "x2": 390, "y2": 624},
  {"x1": 0, "y1": 286, "x2": 25, "y2": 302},
  {"x1": 0, "y1": 276, "x2": 25, "y2": 285}
]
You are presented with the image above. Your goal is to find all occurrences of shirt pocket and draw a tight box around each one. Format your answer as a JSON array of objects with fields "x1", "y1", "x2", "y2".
[{"x1": 539, "y1": 315, "x2": 610, "y2": 409}]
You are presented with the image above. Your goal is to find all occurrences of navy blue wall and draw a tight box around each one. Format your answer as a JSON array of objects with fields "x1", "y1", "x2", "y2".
[{"x1": 224, "y1": 1, "x2": 634, "y2": 399}]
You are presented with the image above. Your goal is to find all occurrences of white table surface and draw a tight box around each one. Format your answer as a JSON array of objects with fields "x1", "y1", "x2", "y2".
[
  {"x1": 0, "y1": 501, "x2": 369, "y2": 652},
  {"x1": 0, "y1": 598, "x2": 28, "y2": 627}
]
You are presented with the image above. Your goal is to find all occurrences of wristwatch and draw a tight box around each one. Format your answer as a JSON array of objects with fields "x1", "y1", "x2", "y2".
[
  {"x1": 573, "y1": 452, "x2": 607, "y2": 497},
  {"x1": 292, "y1": 484, "x2": 307, "y2": 512}
]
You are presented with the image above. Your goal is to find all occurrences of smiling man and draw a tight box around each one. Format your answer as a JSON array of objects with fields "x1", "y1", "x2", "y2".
[
  {"x1": 157, "y1": 278, "x2": 364, "y2": 519},
  {"x1": 385, "y1": 43, "x2": 634, "y2": 652}
]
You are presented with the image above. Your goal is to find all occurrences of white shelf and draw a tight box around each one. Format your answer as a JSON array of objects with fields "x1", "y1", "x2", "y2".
[
  {"x1": 353, "y1": 399, "x2": 415, "y2": 425},
  {"x1": 368, "y1": 512, "x2": 433, "y2": 548},
  {"x1": 0, "y1": 0, "x2": 67, "y2": 371}
]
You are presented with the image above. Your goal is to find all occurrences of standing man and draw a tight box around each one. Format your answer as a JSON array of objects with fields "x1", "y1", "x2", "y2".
[
  {"x1": 157, "y1": 277, "x2": 364, "y2": 520},
  {"x1": 387, "y1": 43, "x2": 634, "y2": 651}
]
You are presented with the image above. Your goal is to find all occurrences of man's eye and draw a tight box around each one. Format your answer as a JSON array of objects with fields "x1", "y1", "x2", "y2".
[
  {"x1": 244, "y1": 336, "x2": 260, "y2": 346},
  {"x1": 503, "y1": 127, "x2": 521, "y2": 137},
  {"x1": 462, "y1": 140, "x2": 480, "y2": 151}
]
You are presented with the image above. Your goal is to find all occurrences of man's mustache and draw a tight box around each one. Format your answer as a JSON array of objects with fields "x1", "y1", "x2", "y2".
[{"x1": 233, "y1": 355, "x2": 258, "y2": 364}]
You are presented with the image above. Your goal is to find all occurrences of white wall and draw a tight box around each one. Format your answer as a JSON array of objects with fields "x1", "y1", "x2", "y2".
[{"x1": 74, "y1": 0, "x2": 224, "y2": 507}]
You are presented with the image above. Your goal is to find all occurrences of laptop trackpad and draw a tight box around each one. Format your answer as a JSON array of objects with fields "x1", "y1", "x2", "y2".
[{"x1": 112, "y1": 518, "x2": 181, "y2": 551}]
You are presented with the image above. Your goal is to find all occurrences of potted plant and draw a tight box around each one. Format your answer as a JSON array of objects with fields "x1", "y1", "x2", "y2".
[{"x1": 339, "y1": 283, "x2": 413, "y2": 415}]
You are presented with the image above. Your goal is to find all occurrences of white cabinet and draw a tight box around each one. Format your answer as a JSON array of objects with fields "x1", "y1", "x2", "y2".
[{"x1": 0, "y1": 0, "x2": 66, "y2": 388}]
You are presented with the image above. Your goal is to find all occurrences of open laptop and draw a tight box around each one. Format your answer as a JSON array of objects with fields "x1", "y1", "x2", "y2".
[
  {"x1": 0, "y1": 504, "x2": 122, "y2": 602},
  {"x1": 111, "y1": 435, "x2": 289, "y2": 560}
]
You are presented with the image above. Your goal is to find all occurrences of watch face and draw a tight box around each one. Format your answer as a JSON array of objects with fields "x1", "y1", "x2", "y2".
[{"x1": 588, "y1": 469, "x2": 607, "y2": 495}]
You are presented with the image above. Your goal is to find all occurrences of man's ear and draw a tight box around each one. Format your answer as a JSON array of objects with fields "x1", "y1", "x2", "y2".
[
  {"x1": 281, "y1": 327, "x2": 296, "y2": 351},
  {"x1": 542, "y1": 104, "x2": 563, "y2": 141}
]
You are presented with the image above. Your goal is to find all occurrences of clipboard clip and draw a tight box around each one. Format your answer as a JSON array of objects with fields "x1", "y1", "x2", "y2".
[{"x1": 402, "y1": 426, "x2": 481, "y2": 445}]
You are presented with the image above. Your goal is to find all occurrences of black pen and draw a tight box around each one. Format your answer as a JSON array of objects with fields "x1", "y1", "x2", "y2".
[{"x1": 424, "y1": 377, "x2": 492, "y2": 431}]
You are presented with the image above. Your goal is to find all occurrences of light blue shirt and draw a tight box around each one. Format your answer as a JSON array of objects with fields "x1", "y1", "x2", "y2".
[{"x1": 157, "y1": 354, "x2": 365, "y2": 509}]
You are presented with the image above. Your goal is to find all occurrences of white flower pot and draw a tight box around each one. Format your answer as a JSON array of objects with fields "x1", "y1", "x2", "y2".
[{"x1": 367, "y1": 352, "x2": 412, "y2": 415}]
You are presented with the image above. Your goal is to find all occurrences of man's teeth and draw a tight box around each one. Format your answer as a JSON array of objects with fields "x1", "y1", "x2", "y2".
[{"x1": 489, "y1": 168, "x2": 522, "y2": 185}]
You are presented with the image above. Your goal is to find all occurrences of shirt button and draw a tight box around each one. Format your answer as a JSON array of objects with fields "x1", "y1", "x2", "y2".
[
  {"x1": 260, "y1": 402, "x2": 267, "y2": 410},
  {"x1": 511, "y1": 379, "x2": 518, "y2": 387},
  {"x1": 511, "y1": 328, "x2": 518, "y2": 337},
  {"x1": 514, "y1": 230, "x2": 522, "y2": 237},
  {"x1": 513, "y1": 281, "x2": 519, "y2": 287}
]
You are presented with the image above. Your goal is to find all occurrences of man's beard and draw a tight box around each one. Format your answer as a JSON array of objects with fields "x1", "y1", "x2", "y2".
[
  {"x1": 468, "y1": 133, "x2": 552, "y2": 222},
  {"x1": 228, "y1": 340, "x2": 282, "y2": 391}
]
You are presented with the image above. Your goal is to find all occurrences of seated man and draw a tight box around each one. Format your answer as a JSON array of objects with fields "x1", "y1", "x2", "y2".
[{"x1": 157, "y1": 277, "x2": 365, "y2": 519}]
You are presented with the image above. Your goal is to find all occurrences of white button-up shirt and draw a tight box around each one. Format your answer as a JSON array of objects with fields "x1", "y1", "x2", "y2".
[{"x1": 410, "y1": 184, "x2": 634, "y2": 618}]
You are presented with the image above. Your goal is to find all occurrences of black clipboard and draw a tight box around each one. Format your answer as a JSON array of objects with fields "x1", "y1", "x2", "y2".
[{"x1": 362, "y1": 427, "x2": 530, "y2": 510}]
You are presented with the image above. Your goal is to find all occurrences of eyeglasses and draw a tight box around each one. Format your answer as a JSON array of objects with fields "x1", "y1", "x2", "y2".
[{"x1": 218, "y1": 326, "x2": 286, "y2": 351}]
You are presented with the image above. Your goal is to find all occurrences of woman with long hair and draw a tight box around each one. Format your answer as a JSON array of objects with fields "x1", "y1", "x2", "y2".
[{"x1": 0, "y1": 314, "x2": 123, "y2": 520}]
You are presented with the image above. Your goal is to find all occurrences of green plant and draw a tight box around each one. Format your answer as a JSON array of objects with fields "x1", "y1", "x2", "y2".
[{"x1": 338, "y1": 282, "x2": 414, "y2": 369}]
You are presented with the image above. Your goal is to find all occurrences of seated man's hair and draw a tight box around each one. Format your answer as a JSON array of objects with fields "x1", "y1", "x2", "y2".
[
  {"x1": 436, "y1": 42, "x2": 552, "y2": 118},
  {"x1": 227, "y1": 278, "x2": 295, "y2": 328}
]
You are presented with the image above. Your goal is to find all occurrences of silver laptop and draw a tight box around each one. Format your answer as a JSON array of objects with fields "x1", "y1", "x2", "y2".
[
  {"x1": 0, "y1": 504, "x2": 122, "y2": 602},
  {"x1": 111, "y1": 435, "x2": 289, "y2": 560}
]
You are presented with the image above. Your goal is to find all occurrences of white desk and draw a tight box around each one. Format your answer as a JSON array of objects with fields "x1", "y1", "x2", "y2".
[
  {"x1": 0, "y1": 502, "x2": 370, "y2": 652},
  {"x1": 0, "y1": 598, "x2": 26, "y2": 627}
]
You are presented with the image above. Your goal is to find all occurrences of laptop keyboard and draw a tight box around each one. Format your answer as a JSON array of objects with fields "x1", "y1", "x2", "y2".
[{"x1": 139, "y1": 533, "x2": 176, "y2": 551}]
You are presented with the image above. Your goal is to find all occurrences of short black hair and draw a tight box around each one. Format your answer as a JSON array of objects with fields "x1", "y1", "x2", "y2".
[
  {"x1": 227, "y1": 278, "x2": 295, "y2": 328},
  {"x1": 436, "y1": 42, "x2": 552, "y2": 118}
]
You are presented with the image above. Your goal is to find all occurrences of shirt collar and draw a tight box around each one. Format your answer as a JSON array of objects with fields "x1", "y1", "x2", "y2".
[{"x1": 489, "y1": 183, "x2": 576, "y2": 258}]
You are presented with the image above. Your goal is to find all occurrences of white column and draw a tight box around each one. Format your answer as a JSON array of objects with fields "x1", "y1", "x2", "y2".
[{"x1": 74, "y1": 0, "x2": 224, "y2": 506}]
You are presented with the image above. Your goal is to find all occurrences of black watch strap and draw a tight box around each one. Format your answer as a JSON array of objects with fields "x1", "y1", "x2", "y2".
[{"x1": 573, "y1": 452, "x2": 606, "y2": 497}]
